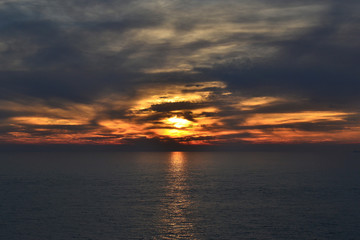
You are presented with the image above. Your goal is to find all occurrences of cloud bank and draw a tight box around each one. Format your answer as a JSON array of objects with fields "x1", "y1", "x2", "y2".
[{"x1": 0, "y1": 0, "x2": 359, "y2": 146}]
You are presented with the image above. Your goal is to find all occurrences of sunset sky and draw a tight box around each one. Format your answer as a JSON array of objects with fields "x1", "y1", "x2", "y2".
[{"x1": 0, "y1": 0, "x2": 359, "y2": 147}]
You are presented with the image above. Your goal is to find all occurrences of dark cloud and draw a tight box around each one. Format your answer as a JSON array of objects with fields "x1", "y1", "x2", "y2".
[
  {"x1": 0, "y1": 71, "x2": 140, "y2": 102},
  {"x1": 149, "y1": 101, "x2": 208, "y2": 112},
  {"x1": 137, "y1": 112, "x2": 173, "y2": 123},
  {"x1": 228, "y1": 121, "x2": 351, "y2": 132}
]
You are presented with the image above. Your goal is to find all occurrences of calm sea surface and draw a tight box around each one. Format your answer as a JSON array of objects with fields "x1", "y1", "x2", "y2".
[{"x1": 0, "y1": 151, "x2": 360, "y2": 240}]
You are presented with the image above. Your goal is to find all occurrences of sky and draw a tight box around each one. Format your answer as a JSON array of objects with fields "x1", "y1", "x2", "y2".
[{"x1": 0, "y1": 0, "x2": 360, "y2": 147}]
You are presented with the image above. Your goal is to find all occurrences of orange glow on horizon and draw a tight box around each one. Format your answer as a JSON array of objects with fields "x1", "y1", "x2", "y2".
[
  {"x1": 240, "y1": 127, "x2": 360, "y2": 144},
  {"x1": 2, "y1": 82, "x2": 360, "y2": 145}
]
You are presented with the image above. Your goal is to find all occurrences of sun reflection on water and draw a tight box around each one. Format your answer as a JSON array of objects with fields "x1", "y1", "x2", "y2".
[
  {"x1": 159, "y1": 152, "x2": 196, "y2": 239},
  {"x1": 170, "y1": 151, "x2": 186, "y2": 172}
]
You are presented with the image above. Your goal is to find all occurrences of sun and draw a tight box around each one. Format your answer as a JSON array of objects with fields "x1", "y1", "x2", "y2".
[{"x1": 165, "y1": 116, "x2": 191, "y2": 128}]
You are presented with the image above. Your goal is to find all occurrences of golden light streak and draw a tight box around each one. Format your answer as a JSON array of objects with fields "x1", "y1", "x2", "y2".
[
  {"x1": 192, "y1": 107, "x2": 219, "y2": 115},
  {"x1": 154, "y1": 129, "x2": 194, "y2": 138},
  {"x1": 11, "y1": 117, "x2": 87, "y2": 125},
  {"x1": 237, "y1": 96, "x2": 283, "y2": 110},
  {"x1": 244, "y1": 111, "x2": 351, "y2": 126},
  {"x1": 241, "y1": 127, "x2": 360, "y2": 144},
  {"x1": 131, "y1": 81, "x2": 226, "y2": 110},
  {"x1": 98, "y1": 119, "x2": 150, "y2": 136}
]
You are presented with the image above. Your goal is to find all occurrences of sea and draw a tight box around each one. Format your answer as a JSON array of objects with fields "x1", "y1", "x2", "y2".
[{"x1": 0, "y1": 151, "x2": 359, "y2": 240}]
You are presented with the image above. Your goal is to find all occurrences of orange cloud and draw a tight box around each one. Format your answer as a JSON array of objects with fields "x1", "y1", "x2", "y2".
[
  {"x1": 11, "y1": 117, "x2": 88, "y2": 126},
  {"x1": 244, "y1": 111, "x2": 351, "y2": 126}
]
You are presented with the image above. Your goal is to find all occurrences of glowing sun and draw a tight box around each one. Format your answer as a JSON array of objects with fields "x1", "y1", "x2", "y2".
[{"x1": 165, "y1": 116, "x2": 191, "y2": 128}]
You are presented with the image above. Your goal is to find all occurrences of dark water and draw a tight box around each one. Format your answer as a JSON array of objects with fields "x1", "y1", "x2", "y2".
[{"x1": 0, "y1": 151, "x2": 360, "y2": 240}]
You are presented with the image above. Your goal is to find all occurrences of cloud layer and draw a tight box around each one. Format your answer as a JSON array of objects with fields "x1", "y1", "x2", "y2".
[{"x1": 0, "y1": 0, "x2": 359, "y2": 145}]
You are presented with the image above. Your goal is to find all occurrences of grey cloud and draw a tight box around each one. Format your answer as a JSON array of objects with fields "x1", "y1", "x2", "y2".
[
  {"x1": 0, "y1": 0, "x2": 336, "y2": 72},
  {"x1": 149, "y1": 101, "x2": 208, "y2": 112}
]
